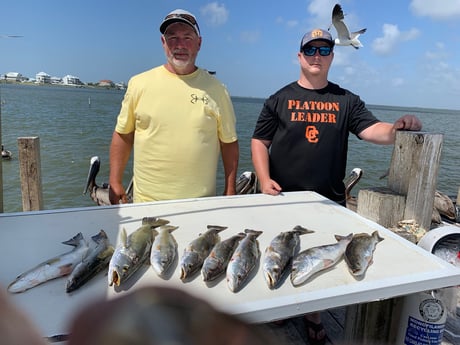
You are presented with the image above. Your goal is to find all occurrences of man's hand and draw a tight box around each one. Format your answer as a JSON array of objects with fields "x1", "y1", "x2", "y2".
[{"x1": 393, "y1": 115, "x2": 422, "y2": 131}]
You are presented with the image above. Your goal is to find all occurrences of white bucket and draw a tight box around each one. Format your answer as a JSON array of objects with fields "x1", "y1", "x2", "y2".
[
  {"x1": 395, "y1": 291, "x2": 447, "y2": 344},
  {"x1": 395, "y1": 225, "x2": 460, "y2": 344}
]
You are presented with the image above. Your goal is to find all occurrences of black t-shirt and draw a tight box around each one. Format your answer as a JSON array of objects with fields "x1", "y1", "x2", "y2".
[{"x1": 252, "y1": 81, "x2": 379, "y2": 202}]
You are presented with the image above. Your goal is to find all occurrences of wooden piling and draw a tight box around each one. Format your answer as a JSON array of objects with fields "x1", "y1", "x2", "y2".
[
  {"x1": 18, "y1": 137, "x2": 44, "y2": 211},
  {"x1": 357, "y1": 132, "x2": 443, "y2": 231},
  {"x1": 388, "y1": 131, "x2": 443, "y2": 230}
]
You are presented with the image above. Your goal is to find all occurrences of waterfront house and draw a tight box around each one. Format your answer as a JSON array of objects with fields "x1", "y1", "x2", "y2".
[{"x1": 36, "y1": 72, "x2": 51, "y2": 84}]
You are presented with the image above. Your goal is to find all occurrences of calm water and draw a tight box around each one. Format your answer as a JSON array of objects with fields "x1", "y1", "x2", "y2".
[{"x1": 1, "y1": 83, "x2": 459, "y2": 213}]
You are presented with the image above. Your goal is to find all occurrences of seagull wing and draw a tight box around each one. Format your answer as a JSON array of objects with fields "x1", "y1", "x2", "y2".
[
  {"x1": 332, "y1": 4, "x2": 351, "y2": 40},
  {"x1": 350, "y1": 28, "x2": 367, "y2": 40}
]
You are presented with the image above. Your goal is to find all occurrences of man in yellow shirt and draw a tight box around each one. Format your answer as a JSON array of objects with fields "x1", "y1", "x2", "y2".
[{"x1": 109, "y1": 9, "x2": 239, "y2": 204}]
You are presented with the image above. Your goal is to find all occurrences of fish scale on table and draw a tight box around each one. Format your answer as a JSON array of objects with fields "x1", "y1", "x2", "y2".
[
  {"x1": 263, "y1": 225, "x2": 315, "y2": 289},
  {"x1": 290, "y1": 233, "x2": 353, "y2": 287},
  {"x1": 108, "y1": 217, "x2": 170, "y2": 287},
  {"x1": 180, "y1": 225, "x2": 228, "y2": 280}
]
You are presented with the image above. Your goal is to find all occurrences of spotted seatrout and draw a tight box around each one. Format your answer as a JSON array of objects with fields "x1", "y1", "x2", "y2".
[
  {"x1": 226, "y1": 229, "x2": 263, "y2": 292},
  {"x1": 290, "y1": 233, "x2": 353, "y2": 287},
  {"x1": 180, "y1": 225, "x2": 227, "y2": 280},
  {"x1": 202, "y1": 232, "x2": 246, "y2": 282},
  {"x1": 8, "y1": 232, "x2": 89, "y2": 293},
  {"x1": 66, "y1": 229, "x2": 114, "y2": 293},
  {"x1": 344, "y1": 231, "x2": 384, "y2": 277},
  {"x1": 150, "y1": 225, "x2": 179, "y2": 277},
  {"x1": 108, "y1": 217, "x2": 169, "y2": 287},
  {"x1": 263, "y1": 225, "x2": 314, "y2": 289}
]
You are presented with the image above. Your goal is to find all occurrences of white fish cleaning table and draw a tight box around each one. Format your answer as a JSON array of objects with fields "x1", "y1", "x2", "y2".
[{"x1": 1, "y1": 191, "x2": 459, "y2": 338}]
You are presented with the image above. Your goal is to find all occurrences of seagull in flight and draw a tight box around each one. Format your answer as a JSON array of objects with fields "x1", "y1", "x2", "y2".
[{"x1": 330, "y1": 4, "x2": 366, "y2": 49}]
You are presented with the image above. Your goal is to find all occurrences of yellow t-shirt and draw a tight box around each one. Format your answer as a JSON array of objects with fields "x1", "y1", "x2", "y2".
[{"x1": 115, "y1": 66, "x2": 237, "y2": 202}]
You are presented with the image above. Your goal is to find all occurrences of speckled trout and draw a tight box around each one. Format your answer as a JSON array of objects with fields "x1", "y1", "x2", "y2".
[
  {"x1": 108, "y1": 217, "x2": 169, "y2": 287},
  {"x1": 8, "y1": 232, "x2": 89, "y2": 293},
  {"x1": 226, "y1": 229, "x2": 263, "y2": 292},
  {"x1": 150, "y1": 225, "x2": 179, "y2": 277},
  {"x1": 66, "y1": 229, "x2": 114, "y2": 293},
  {"x1": 180, "y1": 225, "x2": 227, "y2": 280},
  {"x1": 344, "y1": 231, "x2": 384, "y2": 277},
  {"x1": 263, "y1": 225, "x2": 314, "y2": 289},
  {"x1": 290, "y1": 233, "x2": 353, "y2": 287},
  {"x1": 201, "y1": 232, "x2": 246, "y2": 282}
]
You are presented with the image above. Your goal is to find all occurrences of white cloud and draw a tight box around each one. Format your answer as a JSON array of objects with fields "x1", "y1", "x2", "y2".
[
  {"x1": 240, "y1": 30, "x2": 260, "y2": 43},
  {"x1": 425, "y1": 42, "x2": 448, "y2": 60},
  {"x1": 200, "y1": 2, "x2": 229, "y2": 26},
  {"x1": 392, "y1": 78, "x2": 405, "y2": 87},
  {"x1": 372, "y1": 24, "x2": 420, "y2": 56},
  {"x1": 410, "y1": 0, "x2": 460, "y2": 20}
]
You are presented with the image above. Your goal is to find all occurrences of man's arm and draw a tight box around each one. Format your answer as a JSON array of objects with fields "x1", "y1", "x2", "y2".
[
  {"x1": 220, "y1": 140, "x2": 239, "y2": 195},
  {"x1": 251, "y1": 138, "x2": 282, "y2": 195},
  {"x1": 359, "y1": 114, "x2": 422, "y2": 145},
  {"x1": 109, "y1": 131, "x2": 134, "y2": 204}
]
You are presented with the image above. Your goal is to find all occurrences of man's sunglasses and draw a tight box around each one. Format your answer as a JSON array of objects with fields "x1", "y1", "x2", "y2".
[
  {"x1": 165, "y1": 13, "x2": 197, "y2": 26},
  {"x1": 302, "y1": 46, "x2": 333, "y2": 56}
]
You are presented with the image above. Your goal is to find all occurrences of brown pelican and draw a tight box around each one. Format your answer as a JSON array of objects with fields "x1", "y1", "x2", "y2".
[
  {"x1": 344, "y1": 168, "x2": 363, "y2": 210},
  {"x1": 1, "y1": 145, "x2": 12, "y2": 160},
  {"x1": 433, "y1": 190, "x2": 457, "y2": 223},
  {"x1": 84, "y1": 156, "x2": 133, "y2": 206},
  {"x1": 236, "y1": 171, "x2": 258, "y2": 194}
]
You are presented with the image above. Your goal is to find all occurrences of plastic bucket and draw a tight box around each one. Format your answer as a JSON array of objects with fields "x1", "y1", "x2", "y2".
[
  {"x1": 395, "y1": 225, "x2": 460, "y2": 344},
  {"x1": 395, "y1": 291, "x2": 447, "y2": 344}
]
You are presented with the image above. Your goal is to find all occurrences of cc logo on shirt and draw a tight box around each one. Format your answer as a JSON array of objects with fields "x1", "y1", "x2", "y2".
[{"x1": 305, "y1": 125, "x2": 319, "y2": 143}]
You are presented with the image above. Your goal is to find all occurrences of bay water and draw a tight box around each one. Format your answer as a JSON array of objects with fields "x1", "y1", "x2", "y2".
[{"x1": 1, "y1": 83, "x2": 458, "y2": 213}]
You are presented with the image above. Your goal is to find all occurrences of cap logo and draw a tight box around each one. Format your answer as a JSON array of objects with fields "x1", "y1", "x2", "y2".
[{"x1": 311, "y1": 29, "x2": 324, "y2": 39}]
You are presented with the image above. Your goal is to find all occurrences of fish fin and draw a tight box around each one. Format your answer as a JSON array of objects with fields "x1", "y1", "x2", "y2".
[
  {"x1": 120, "y1": 228, "x2": 128, "y2": 247},
  {"x1": 323, "y1": 259, "x2": 334, "y2": 267},
  {"x1": 62, "y1": 232, "x2": 85, "y2": 247}
]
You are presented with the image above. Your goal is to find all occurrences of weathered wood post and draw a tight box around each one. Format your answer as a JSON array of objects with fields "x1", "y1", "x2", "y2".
[
  {"x1": 18, "y1": 137, "x2": 44, "y2": 211},
  {"x1": 344, "y1": 131, "x2": 444, "y2": 344},
  {"x1": 357, "y1": 131, "x2": 443, "y2": 231}
]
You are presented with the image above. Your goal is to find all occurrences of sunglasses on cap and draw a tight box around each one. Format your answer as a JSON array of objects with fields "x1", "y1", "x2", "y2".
[
  {"x1": 164, "y1": 13, "x2": 197, "y2": 26},
  {"x1": 302, "y1": 45, "x2": 333, "y2": 57}
]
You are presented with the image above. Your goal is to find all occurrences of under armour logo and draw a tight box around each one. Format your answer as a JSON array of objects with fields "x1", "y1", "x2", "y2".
[{"x1": 191, "y1": 94, "x2": 209, "y2": 104}]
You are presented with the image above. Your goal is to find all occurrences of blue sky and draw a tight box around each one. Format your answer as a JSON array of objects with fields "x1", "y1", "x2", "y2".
[{"x1": 1, "y1": 0, "x2": 460, "y2": 110}]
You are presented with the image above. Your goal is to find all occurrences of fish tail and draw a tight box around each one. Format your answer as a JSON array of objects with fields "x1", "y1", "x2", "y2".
[
  {"x1": 293, "y1": 225, "x2": 315, "y2": 235},
  {"x1": 244, "y1": 229, "x2": 263, "y2": 237},
  {"x1": 62, "y1": 232, "x2": 85, "y2": 247},
  {"x1": 91, "y1": 229, "x2": 109, "y2": 243},
  {"x1": 334, "y1": 233, "x2": 353, "y2": 241},
  {"x1": 142, "y1": 217, "x2": 170, "y2": 227},
  {"x1": 207, "y1": 225, "x2": 228, "y2": 232},
  {"x1": 161, "y1": 225, "x2": 179, "y2": 233},
  {"x1": 372, "y1": 231, "x2": 384, "y2": 242}
]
